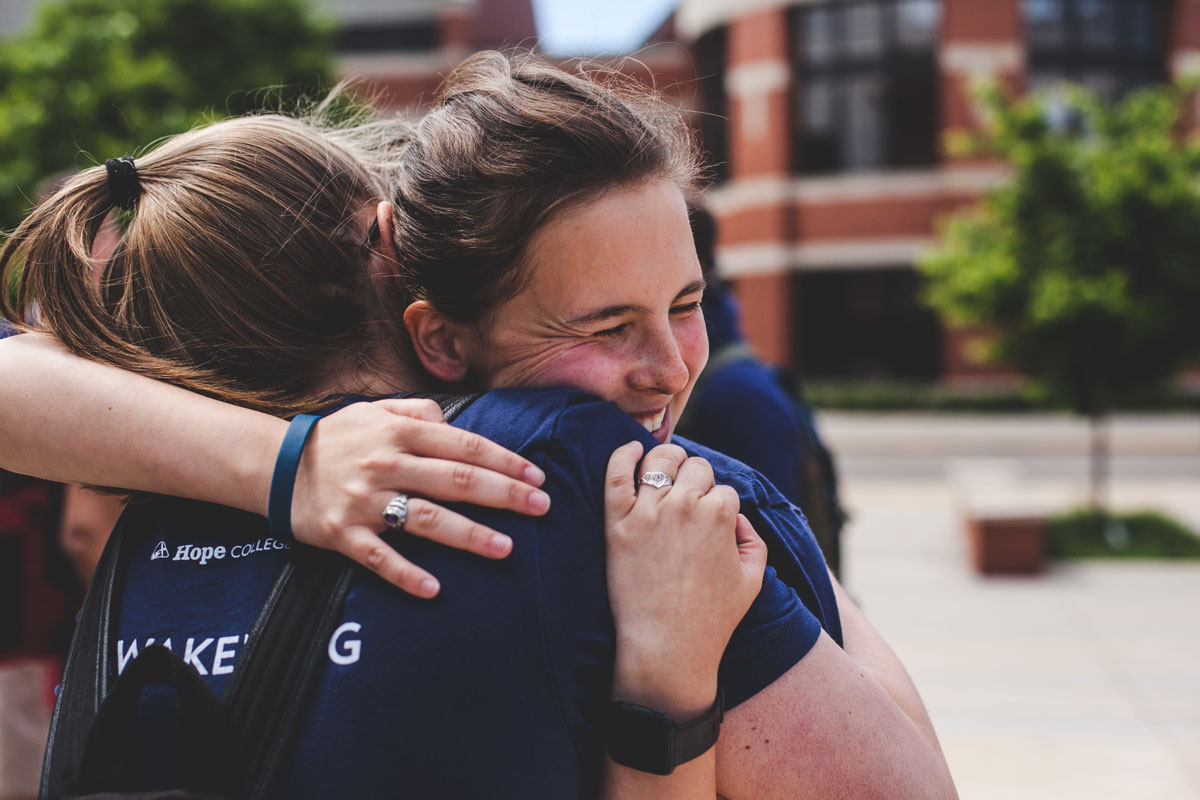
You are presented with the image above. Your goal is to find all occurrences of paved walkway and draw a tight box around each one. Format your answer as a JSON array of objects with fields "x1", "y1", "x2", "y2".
[{"x1": 823, "y1": 413, "x2": 1200, "y2": 800}]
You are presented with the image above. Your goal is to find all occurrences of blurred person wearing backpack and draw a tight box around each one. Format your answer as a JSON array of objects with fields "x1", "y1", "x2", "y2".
[{"x1": 676, "y1": 203, "x2": 846, "y2": 576}]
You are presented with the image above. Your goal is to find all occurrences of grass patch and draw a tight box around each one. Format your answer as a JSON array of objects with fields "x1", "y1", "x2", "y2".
[
  {"x1": 801, "y1": 380, "x2": 1200, "y2": 413},
  {"x1": 1047, "y1": 510, "x2": 1200, "y2": 560}
]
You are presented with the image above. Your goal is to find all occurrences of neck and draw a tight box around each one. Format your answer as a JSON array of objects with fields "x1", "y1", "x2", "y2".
[{"x1": 322, "y1": 333, "x2": 431, "y2": 398}]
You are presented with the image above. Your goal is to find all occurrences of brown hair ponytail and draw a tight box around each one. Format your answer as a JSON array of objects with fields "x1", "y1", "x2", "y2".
[{"x1": 2, "y1": 111, "x2": 403, "y2": 416}]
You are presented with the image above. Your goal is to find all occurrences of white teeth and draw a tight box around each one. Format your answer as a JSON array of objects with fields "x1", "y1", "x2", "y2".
[{"x1": 640, "y1": 410, "x2": 665, "y2": 433}]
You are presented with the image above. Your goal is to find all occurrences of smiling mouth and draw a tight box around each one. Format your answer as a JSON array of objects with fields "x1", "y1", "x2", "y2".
[{"x1": 636, "y1": 408, "x2": 666, "y2": 434}]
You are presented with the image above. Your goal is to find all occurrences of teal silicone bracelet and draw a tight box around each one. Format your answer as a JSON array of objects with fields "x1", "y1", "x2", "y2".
[{"x1": 267, "y1": 414, "x2": 321, "y2": 541}]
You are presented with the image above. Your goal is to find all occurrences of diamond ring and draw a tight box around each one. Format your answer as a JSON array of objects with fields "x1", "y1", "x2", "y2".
[
  {"x1": 382, "y1": 494, "x2": 410, "y2": 530},
  {"x1": 637, "y1": 471, "x2": 674, "y2": 489}
]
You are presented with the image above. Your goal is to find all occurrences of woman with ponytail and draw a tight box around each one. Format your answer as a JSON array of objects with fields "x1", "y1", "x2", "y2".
[{"x1": 1, "y1": 111, "x2": 558, "y2": 592}]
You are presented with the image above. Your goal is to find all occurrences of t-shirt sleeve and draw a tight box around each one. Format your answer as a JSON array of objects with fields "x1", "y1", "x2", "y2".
[
  {"x1": 720, "y1": 563, "x2": 822, "y2": 709},
  {"x1": 532, "y1": 391, "x2": 826, "y2": 716}
]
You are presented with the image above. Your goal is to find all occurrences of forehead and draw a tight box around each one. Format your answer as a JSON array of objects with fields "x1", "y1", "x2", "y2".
[{"x1": 520, "y1": 180, "x2": 700, "y2": 312}]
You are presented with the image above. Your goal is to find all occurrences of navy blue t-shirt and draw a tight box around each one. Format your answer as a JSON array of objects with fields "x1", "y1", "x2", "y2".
[{"x1": 112, "y1": 388, "x2": 839, "y2": 798}]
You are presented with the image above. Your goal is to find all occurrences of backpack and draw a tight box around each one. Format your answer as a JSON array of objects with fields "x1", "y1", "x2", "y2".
[
  {"x1": 40, "y1": 394, "x2": 475, "y2": 800},
  {"x1": 679, "y1": 344, "x2": 846, "y2": 577}
]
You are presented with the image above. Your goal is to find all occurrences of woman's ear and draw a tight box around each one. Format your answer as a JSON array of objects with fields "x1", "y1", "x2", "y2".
[
  {"x1": 403, "y1": 300, "x2": 471, "y2": 384},
  {"x1": 365, "y1": 201, "x2": 398, "y2": 280},
  {"x1": 376, "y1": 201, "x2": 395, "y2": 253}
]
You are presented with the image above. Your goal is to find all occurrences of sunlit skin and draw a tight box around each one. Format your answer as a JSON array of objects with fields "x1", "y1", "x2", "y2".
[{"x1": 454, "y1": 179, "x2": 709, "y2": 443}]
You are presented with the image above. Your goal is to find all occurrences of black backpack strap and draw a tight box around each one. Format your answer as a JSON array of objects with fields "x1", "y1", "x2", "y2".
[
  {"x1": 71, "y1": 644, "x2": 243, "y2": 796},
  {"x1": 220, "y1": 392, "x2": 480, "y2": 800},
  {"x1": 41, "y1": 505, "x2": 141, "y2": 799},
  {"x1": 221, "y1": 550, "x2": 354, "y2": 800},
  {"x1": 44, "y1": 502, "x2": 250, "y2": 800},
  {"x1": 401, "y1": 392, "x2": 480, "y2": 423},
  {"x1": 58, "y1": 534, "x2": 355, "y2": 800}
]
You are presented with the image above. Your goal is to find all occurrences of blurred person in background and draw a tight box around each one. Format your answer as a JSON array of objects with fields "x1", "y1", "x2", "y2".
[
  {"x1": 0, "y1": 320, "x2": 79, "y2": 800},
  {"x1": 677, "y1": 202, "x2": 846, "y2": 575}
]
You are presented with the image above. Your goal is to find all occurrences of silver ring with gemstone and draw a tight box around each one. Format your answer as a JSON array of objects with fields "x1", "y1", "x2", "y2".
[
  {"x1": 637, "y1": 471, "x2": 674, "y2": 489},
  {"x1": 382, "y1": 494, "x2": 410, "y2": 530}
]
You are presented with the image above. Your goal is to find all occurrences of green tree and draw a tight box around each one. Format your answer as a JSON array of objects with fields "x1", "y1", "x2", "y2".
[
  {"x1": 0, "y1": 0, "x2": 335, "y2": 229},
  {"x1": 919, "y1": 82, "x2": 1200, "y2": 510}
]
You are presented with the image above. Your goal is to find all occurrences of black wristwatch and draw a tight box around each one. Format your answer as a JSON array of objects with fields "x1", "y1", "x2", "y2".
[{"x1": 605, "y1": 687, "x2": 725, "y2": 775}]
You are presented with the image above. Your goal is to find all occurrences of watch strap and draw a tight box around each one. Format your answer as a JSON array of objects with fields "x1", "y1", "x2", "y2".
[
  {"x1": 606, "y1": 686, "x2": 725, "y2": 775},
  {"x1": 673, "y1": 686, "x2": 725, "y2": 768}
]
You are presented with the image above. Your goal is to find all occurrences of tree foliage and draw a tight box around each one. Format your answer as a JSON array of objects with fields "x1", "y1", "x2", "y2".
[
  {"x1": 0, "y1": 0, "x2": 335, "y2": 229},
  {"x1": 920, "y1": 82, "x2": 1200, "y2": 416}
]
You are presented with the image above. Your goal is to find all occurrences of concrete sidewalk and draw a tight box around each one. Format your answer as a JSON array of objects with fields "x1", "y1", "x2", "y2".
[{"x1": 824, "y1": 413, "x2": 1200, "y2": 799}]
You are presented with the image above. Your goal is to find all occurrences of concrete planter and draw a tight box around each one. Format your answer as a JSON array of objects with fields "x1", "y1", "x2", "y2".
[{"x1": 966, "y1": 516, "x2": 1046, "y2": 575}]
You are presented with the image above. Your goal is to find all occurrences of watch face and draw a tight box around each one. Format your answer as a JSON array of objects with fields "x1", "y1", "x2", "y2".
[{"x1": 606, "y1": 703, "x2": 676, "y2": 776}]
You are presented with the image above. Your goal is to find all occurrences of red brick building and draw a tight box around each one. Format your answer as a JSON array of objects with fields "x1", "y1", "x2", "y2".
[
  {"x1": 319, "y1": 0, "x2": 539, "y2": 107},
  {"x1": 341, "y1": 0, "x2": 1200, "y2": 382},
  {"x1": 334, "y1": 0, "x2": 694, "y2": 114},
  {"x1": 675, "y1": 0, "x2": 1200, "y2": 381}
]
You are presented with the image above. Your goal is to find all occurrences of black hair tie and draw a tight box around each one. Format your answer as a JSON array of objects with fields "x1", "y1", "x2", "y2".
[{"x1": 104, "y1": 156, "x2": 140, "y2": 211}]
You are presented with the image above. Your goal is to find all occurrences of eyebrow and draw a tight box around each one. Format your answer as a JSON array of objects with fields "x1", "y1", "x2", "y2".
[{"x1": 564, "y1": 278, "x2": 707, "y2": 327}]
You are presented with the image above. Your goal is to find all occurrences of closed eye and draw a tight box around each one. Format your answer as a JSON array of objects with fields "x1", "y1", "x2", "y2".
[
  {"x1": 671, "y1": 301, "x2": 702, "y2": 315},
  {"x1": 592, "y1": 322, "x2": 631, "y2": 339}
]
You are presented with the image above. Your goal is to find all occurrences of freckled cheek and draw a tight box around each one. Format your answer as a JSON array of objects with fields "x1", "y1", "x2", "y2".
[{"x1": 501, "y1": 347, "x2": 627, "y2": 399}]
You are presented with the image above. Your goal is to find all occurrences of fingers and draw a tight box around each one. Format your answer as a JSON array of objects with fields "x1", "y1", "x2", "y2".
[
  {"x1": 735, "y1": 513, "x2": 768, "y2": 582},
  {"x1": 342, "y1": 527, "x2": 442, "y2": 599},
  {"x1": 340, "y1": 493, "x2": 520, "y2": 599},
  {"x1": 702, "y1": 483, "x2": 740, "y2": 519},
  {"x1": 672, "y1": 456, "x2": 715, "y2": 498},
  {"x1": 605, "y1": 441, "x2": 645, "y2": 520},
  {"x1": 382, "y1": 454, "x2": 550, "y2": 517},
  {"x1": 375, "y1": 494, "x2": 513, "y2": 560},
  {"x1": 639, "y1": 443, "x2": 688, "y2": 475},
  {"x1": 372, "y1": 397, "x2": 446, "y2": 424},
  {"x1": 635, "y1": 443, "x2": 688, "y2": 496},
  {"x1": 376, "y1": 405, "x2": 546, "y2": 487}
]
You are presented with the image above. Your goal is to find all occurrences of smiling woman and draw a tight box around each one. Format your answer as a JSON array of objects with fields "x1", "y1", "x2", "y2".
[{"x1": 406, "y1": 180, "x2": 709, "y2": 444}]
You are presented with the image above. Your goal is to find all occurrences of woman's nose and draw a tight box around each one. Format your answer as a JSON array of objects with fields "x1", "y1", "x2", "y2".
[{"x1": 629, "y1": 328, "x2": 690, "y2": 395}]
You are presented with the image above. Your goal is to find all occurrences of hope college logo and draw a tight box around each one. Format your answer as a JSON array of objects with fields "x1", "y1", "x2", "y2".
[{"x1": 149, "y1": 537, "x2": 291, "y2": 565}]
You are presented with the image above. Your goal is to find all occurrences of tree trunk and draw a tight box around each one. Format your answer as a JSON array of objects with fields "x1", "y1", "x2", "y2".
[{"x1": 1088, "y1": 413, "x2": 1109, "y2": 514}]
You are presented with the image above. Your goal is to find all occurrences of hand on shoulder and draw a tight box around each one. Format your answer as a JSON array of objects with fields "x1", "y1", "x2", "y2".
[
  {"x1": 603, "y1": 441, "x2": 767, "y2": 717},
  {"x1": 288, "y1": 397, "x2": 551, "y2": 598}
]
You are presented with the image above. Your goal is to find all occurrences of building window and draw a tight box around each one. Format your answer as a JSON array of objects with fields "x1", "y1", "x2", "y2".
[
  {"x1": 695, "y1": 28, "x2": 729, "y2": 183},
  {"x1": 795, "y1": 268, "x2": 944, "y2": 380},
  {"x1": 793, "y1": 0, "x2": 942, "y2": 175},
  {"x1": 337, "y1": 22, "x2": 441, "y2": 54},
  {"x1": 1024, "y1": 0, "x2": 1166, "y2": 98}
]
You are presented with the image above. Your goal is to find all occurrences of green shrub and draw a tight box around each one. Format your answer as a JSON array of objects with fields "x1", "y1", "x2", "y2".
[
  {"x1": 1047, "y1": 510, "x2": 1200, "y2": 560},
  {"x1": 0, "y1": 0, "x2": 335, "y2": 232}
]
